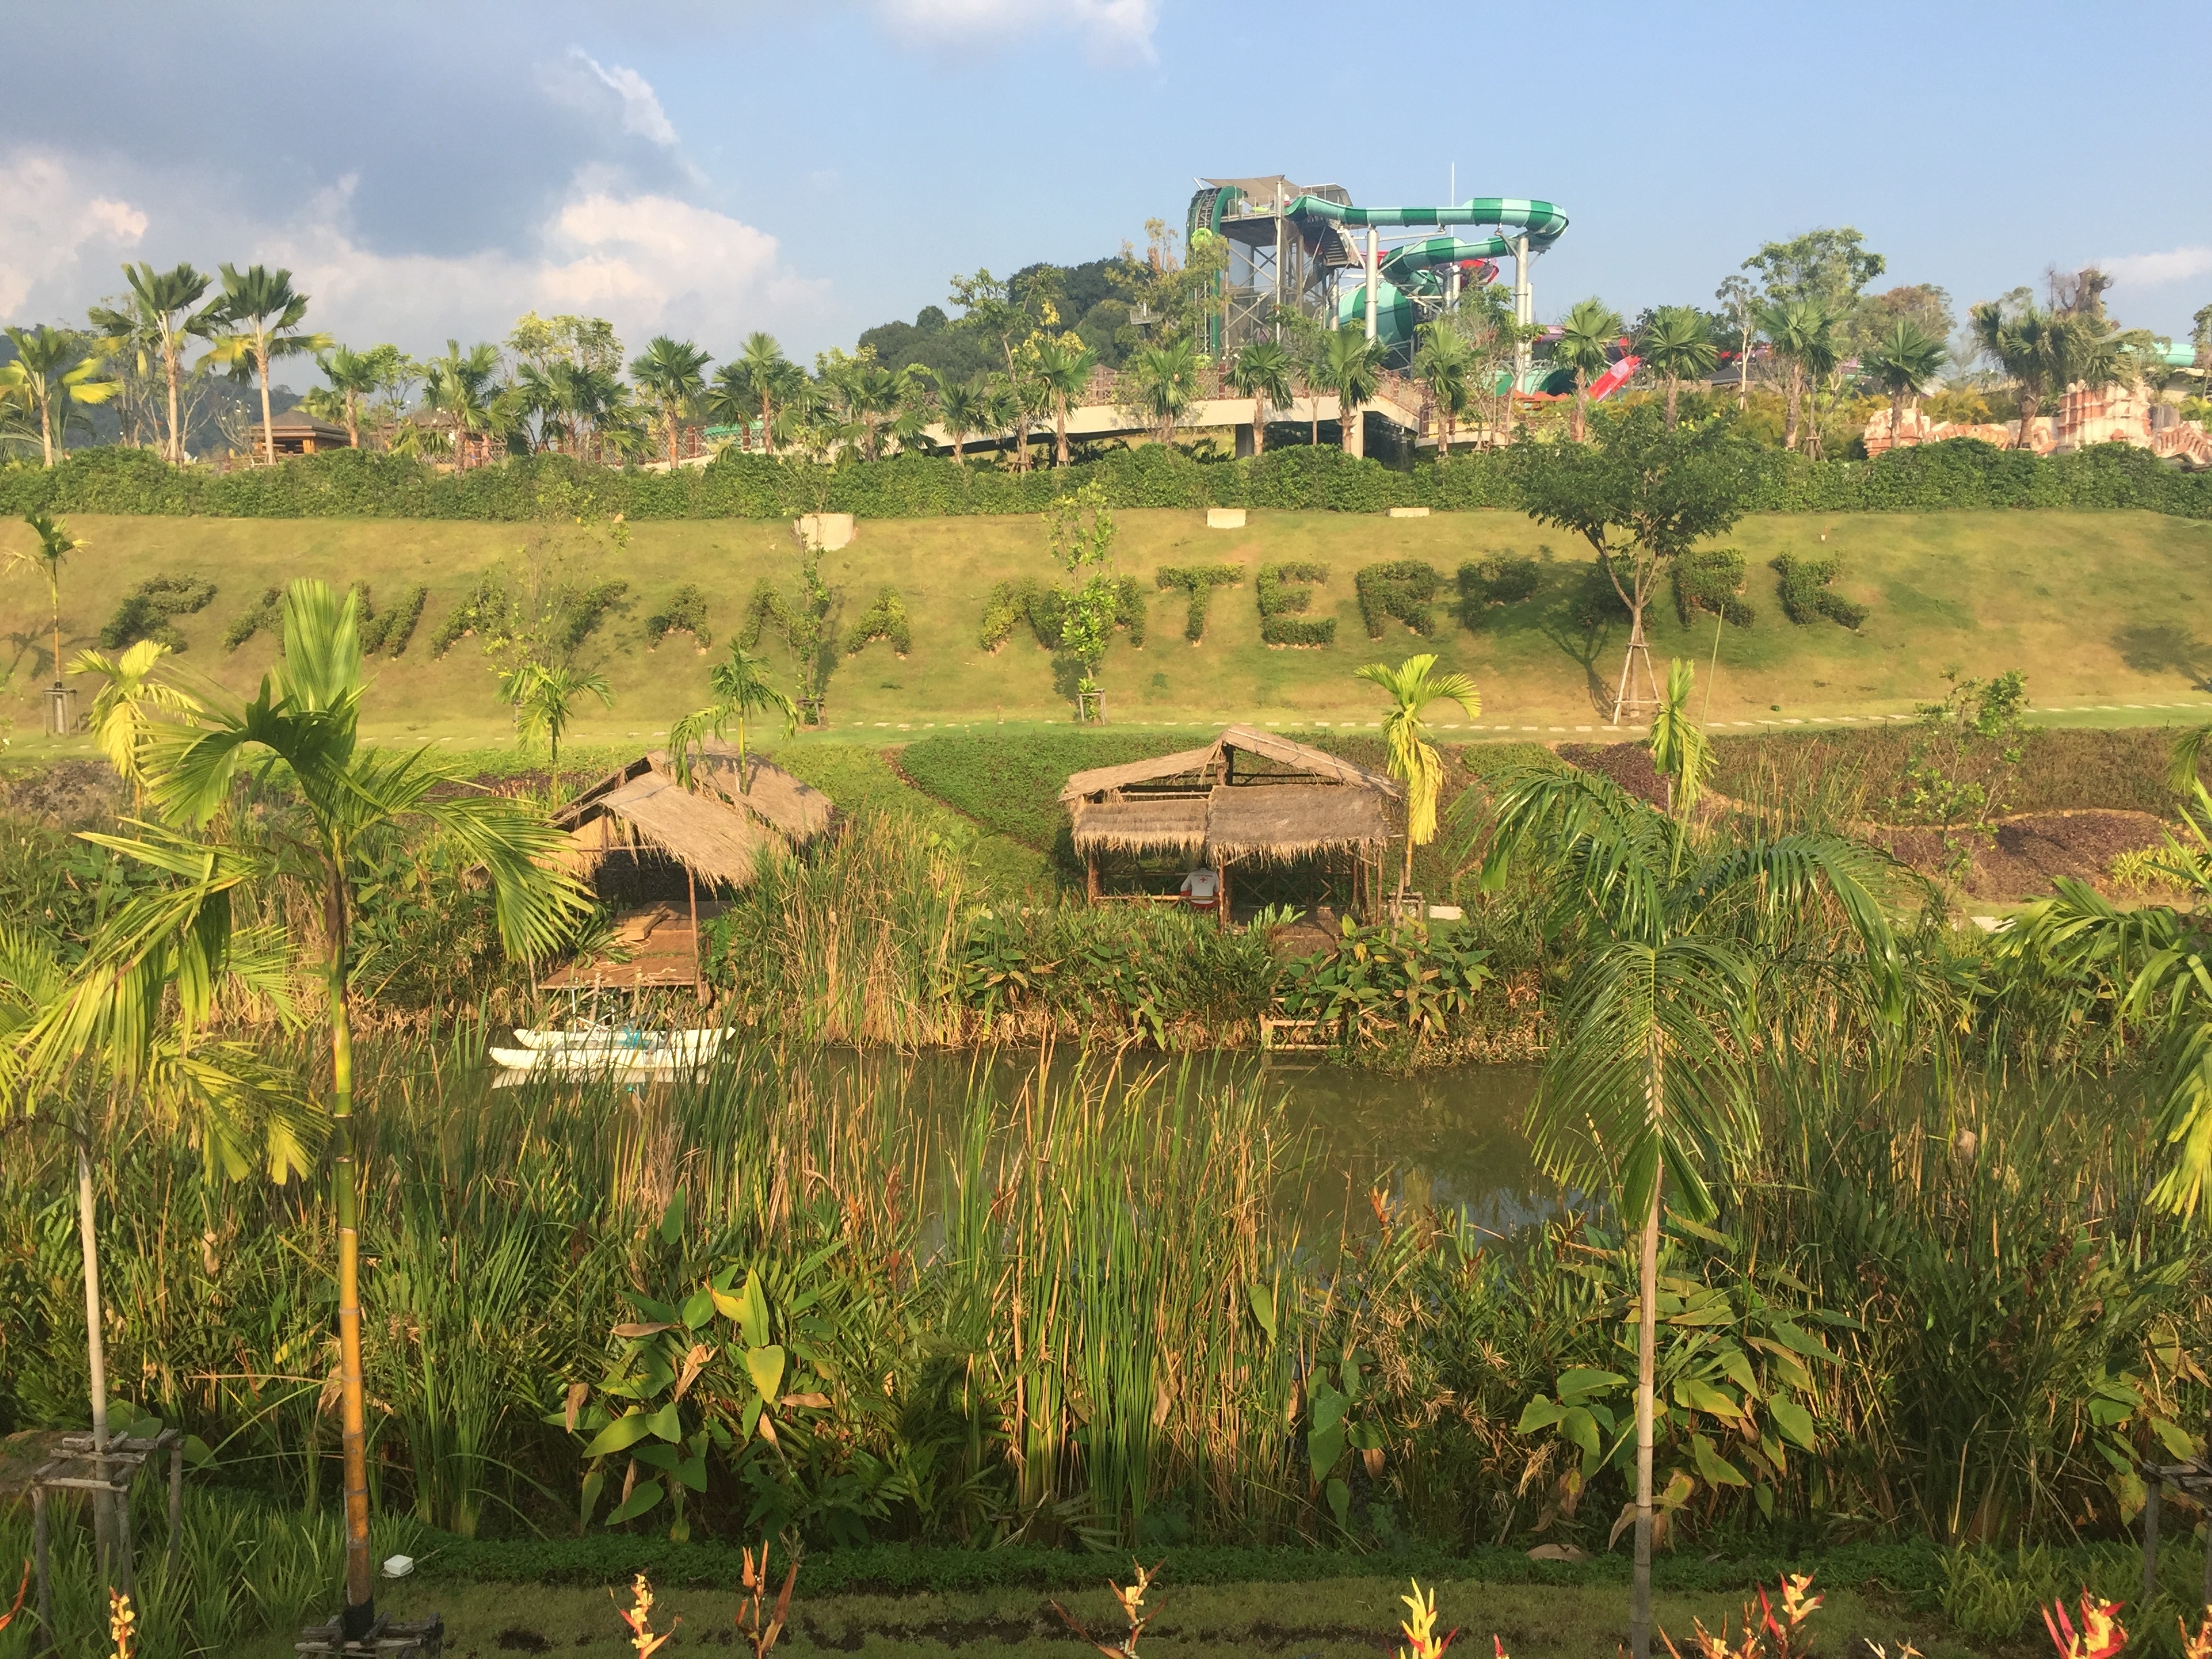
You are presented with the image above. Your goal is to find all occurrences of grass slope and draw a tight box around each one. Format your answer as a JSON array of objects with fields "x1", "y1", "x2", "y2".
[{"x1": 5, "y1": 508, "x2": 2211, "y2": 749}]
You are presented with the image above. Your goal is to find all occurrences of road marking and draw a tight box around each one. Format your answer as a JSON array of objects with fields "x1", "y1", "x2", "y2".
[{"x1": 1576, "y1": 725, "x2": 1592, "y2": 732}]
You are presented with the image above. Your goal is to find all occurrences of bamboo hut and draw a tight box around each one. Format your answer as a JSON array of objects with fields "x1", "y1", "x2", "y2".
[
  {"x1": 1060, "y1": 724, "x2": 1399, "y2": 922},
  {"x1": 545, "y1": 741, "x2": 836, "y2": 994}
]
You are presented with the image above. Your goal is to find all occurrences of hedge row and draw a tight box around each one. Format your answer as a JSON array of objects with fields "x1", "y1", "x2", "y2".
[{"x1": 4, "y1": 436, "x2": 2209, "y2": 523}]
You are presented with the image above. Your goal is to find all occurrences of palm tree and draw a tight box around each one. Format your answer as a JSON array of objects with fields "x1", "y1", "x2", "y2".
[
  {"x1": 498, "y1": 661, "x2": 614, "y2": 783},
  {"x1": 205, "y1": 265, "x2": 331, "y2": 465},
  {"x1": 0, "y1": 326, "x2": 119, "y2": 466},
  {"x1": 668, "y1": 642, "x2": 799, "y2": 794},
  {"x1": 733, "y1": 332, "x2": 796, "y2": 455},
  {"x1": 1555, "y1": 299, "x2": 1624, "y2": 443},
  {"x1": 1122, "y1": 338, "x2": 1204, "y2": 447},
  {"x1": 1645, "y1": 657, "x2": 1712, "y2": 821},
  {"x1": 1029, "y1": 336, "x2": 1098, "y2": 468},
  {"x1": 1635, "y1": 306, "x2": 1718, "y2": 430},
  {"x1": 70, "y1": 640, "x2": 202, "y2": 808},
  {"x1": 934, "y1": 371, "x2": 989, "y2": 465},
  {"x1": 316, "y1": 344, "x2": 386, "y2": 451},
  {"x1": 110, "y1": 581, "x2": 584, "y2": 1638},
  {"x1": 1411, "y1": 325, "x2": 1473, "y2": 455},
  {"x1": 423, "y1": 341, "x2": 503, "y2": 469},
  {"x1": 1225, "y1": 339, "x2": 1294, "y2": 456},
  {"x1": 1757, "y1": 298, "x2": 1835, "y2": 453},
  {"x1": 630, "y1": 335, "x2": 713, "y2": 469},
  {"x1": 85, "y1": 263, "x2": 217, "y2": 464},
  {"x1": 12, "y1": 510, "x2": 82, "y2": 688},
  {"x1": 1969, "y1": 300, "x2": 2056, "y2": 451},
  {"x1": 1860, "y1": 321, "x2": 1948, "y2": 450},
  {"x1": 1313, "y1": 326, "x2": 1385, "y2": 456},
  {"x1": 1354, "y1": 652, "x2": 1480, "y2": 899},
  {"x1": 1483, "y1": 766, "x2": 1902, "y2": 1659}
]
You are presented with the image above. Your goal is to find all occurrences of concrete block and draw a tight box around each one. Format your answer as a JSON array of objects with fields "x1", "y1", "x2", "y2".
[
  {"x1": 1205, "y1": 508, "x2": 1247, "y2": 529},
  {"x1": 1387, "y1": 506, "x2": 1431, "y2": 518},
  {"x1": 796, "y1": 513, "x2": 855, "y2": 550}
]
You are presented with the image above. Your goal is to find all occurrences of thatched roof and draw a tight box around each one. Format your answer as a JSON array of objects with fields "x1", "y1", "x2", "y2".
[
  {"x1": 553, "y1": 745, "x2": 835, "y2": 890},
  {"x1": 1064, "y1": 726, "x2": 1397, "y2": 861}
]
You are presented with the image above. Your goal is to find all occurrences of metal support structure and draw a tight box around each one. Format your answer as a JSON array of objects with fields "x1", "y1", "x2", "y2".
[
  {"x1": 1363, "y1": 228, "x2": 1379, "y2": 343},
  {"x1": 1512, "y1": 234, "x2": 1534, "y2": 392}
]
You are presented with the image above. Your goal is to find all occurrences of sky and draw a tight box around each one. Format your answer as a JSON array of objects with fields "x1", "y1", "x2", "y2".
[{"x1": 5, "y1": 0, "x2": 2210, "y2": 377}]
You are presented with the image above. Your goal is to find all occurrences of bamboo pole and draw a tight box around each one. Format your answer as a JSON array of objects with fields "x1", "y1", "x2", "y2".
[{"x1": 33, "y1": 1485, "x2": 51, "y2": 1654}]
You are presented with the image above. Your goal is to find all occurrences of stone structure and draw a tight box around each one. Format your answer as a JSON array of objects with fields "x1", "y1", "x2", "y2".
[{"x1": 1865, "y1": 384, "x2": 2211, "y2": 467}]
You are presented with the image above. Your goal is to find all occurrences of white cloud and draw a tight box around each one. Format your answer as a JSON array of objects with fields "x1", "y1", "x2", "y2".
[
  {"x1": 0, "y1": 151, "x2": 147, "y2": 320},
  {"x1": 2098, "y1": 245, "x2": 2212, "y2": 289},
  {"x1": 876, "y1": 0, "x2": 1160, "y2": 64},
  {"x1": 568, "y1": 48, "x2": 679, "y2": 146}
]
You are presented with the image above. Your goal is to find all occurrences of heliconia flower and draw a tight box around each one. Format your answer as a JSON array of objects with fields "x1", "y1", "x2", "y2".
[{"x1": 2042, "y1": 1591, "x2": 2126, "y2": 1659}]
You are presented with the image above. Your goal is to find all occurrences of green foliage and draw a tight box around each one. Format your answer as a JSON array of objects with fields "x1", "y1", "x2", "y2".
[
  {"x1": 1891, "y1": 668, "x2": 2031, "y2": 876},
  {"x1": 1155, "y1": 562, "x2": 1243, "y2": 642},
  {"x1": 844, "y1": 585, "x2": 912, "y2": 657},
  {"x1": 556, "y1": 578, "x2": 630, "y2": 654},
  {"x1": 1257, "y1": 560, "x2": 1336, "y2": 647},
  {"x1": 360, "y1": 583, "x2": 427, "y2": 657},
  {"x1": 644, "y1": 583, "x2": 712, "y2": 650},
  {"x1": 978, "y1": 578, "x2": 1038, "y2": 653},
  {"x1": 1771, "y1": 554, "x2": 1868, "y2": 629},
  {"x1": 430, "y1": 572, "x2": 511, "y2": 659},
  {"x1": 899, "y1": 729, "x2": 1193, "y2": 859},
  {"x1": 742, "y1": 544, "x2": 839, "y2": 707},
  {"x1": 1455, "y1": 553, "x2": 1541, "y2": 629},
  {"x1": 222, "y1": 584, "x2": 284, "y2": 652},
  {"x1": 1275, "y1": 918, "x2": 1494, "y2": 1042},
  {"x1": 1355, "y1": 560, "x2": 1442, "y2": 639},
  {"x1": 1673, "y1": 548, "x2": 1755, "y2": 627},
  {"x1": 97, "y1": 572, "x2": 216, "y2": 651}
]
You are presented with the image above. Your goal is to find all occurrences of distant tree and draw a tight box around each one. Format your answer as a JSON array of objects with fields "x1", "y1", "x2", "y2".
[
  {"x1": 2194, "y1": 303, "x2": 2212, "y2": 376},
  {"x1": 9, "y1": 511, "x2": 83, "y2": 684},
  {"x1": 1411, "y1": 324, "x2": 1474, "y2": 453},
  {"x1": 1226, "y1": 339, "x2": 1296, "y2": 457},
  {"x1": 706, "y1": 333, "x2": 796, "y2": 455},
  {"x1": 1635, "y1": 306, "x2": 1719, "y2": 430},
  {"x1": 1032, "y1": 336, "x2": 1098, "y2": 468},
  {"x1": 1855, "y1": 284, "x2": 1956, "y2": 356},
  {"x1": 499, "y1": 660, "x2": 613, "y2": 782},
  {"x1": 668, "y1": 643, "x2": 798, "y2": 794},
  {"x1": 1970, "y1": 300, "x2": 2057, "y2": 451},
  {"x1": 206, "y1": 264, "x2": 331, "y2": 464},
  {"x1": 1312, "y1": 325, "x2": 1385, "y2": 455},
  {"x1": 1756, "y1": 298, "x2": 1835, "y2": 452},
  {"x1": 423, "y1": 341, "x2": 504, "y2": 469},
  {"x1": 1714, "y1": 274, "x2": 1760, "y2": 411},
  {"x1": 933, "y1": 371, "x2": 989, "y2": 465},
  {"x1": 1742, "y1": 227, "x2": 1886, "y2": 319},
  {"x1": 1, "y1": 326, "x2": 118, "y2": 466},
  {"x1": 85, "y1": 263, "x2": 217, "y2": 463},
  {"x1": 1861, "y1": 320, "x2": 1949, "y2": 446},
  {"x1": 1124, "y1": 337, "x2": 1204, "y2": 446},
  {"x1": 1354, "y1": 652, "x2": 1480, "y2": 897},
  {"x1": 315, "y1": 344, "x2": 394, "y2": 450},
  {"x1": 630, "y1": 335, "x2": 712, "y2": 469},
  {"x1": 1555, "y1": 298, "x2": 1624, "y2": 442}
]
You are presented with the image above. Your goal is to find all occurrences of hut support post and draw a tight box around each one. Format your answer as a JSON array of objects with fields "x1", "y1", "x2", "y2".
[
  {"x1": 1217, "y1": 856, "x2": 1231, "y2": 930},
  {"x1": 687, "y1": 866, "x2": 702, "y2": 1004},
  {"x1": 1086, "y1": 855, "x2": 1101, "y2": 905},
  {"x1": 166, "y1": 1441, "x2": 182, "y2": 1580},
  {"x1": 33, "y1": 1484, "x2": 50, "y2": 1654}
]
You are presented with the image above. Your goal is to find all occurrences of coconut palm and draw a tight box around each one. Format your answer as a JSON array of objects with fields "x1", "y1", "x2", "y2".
[
  {"x1": 1555, "y1": 298, "x2": 1624, "y2": 442},
  {"x1": 0, "y1": 325, "x2": 119, "y2": 466},
  {"x1": 668, "y1": 642, "x2": 799, "y2": 794},
  {"x1": 499, "y1": 661, "x2": 614, "y2": 782},
  {"x1": 1645, "y1": 657, "x2": 1712, "y2": 821},
  {"x1": 1354, "y1": 653, "x2": 1480, "y2": 899},
  {"x1": 1225, "y1": 339, "x2": 1294, "y2": 457},
  {"x1": 630, "y1": 335, "x2": 712, "y2": 469},
  {"x1": 1483, "y1": 766, "x2": 1903, "y2": 1659},
  {"x1": 85, "y1": 263, "x2": 218, "y2": 463},
  {"x1": 316, "y1": 344, "x2": 386, "y2": 451},
  {"x1": 1757, "y1": 298, "x2": 1835, "y2": 453},
  {"x1": 1635, "y1": 306, "x2": 1718, "y2": 430},
  {"x1": 934, "y1": 371, "x2": 989, "y2": 465},
  {"x1": 1313, "y1": 325, "x2": 1385, "y2": 455},
  {"x1": 1032, "y1": 336, "x2": 1099, "y2": 468},
  {"x1": 117, "y1": 580, "x2": 587, "y2": 1636},
  {"x1": 11, "y1": 510, "x2": 82, "y2": 685},
  {"x1": 1860, "y1": 319, "x2": 1948, "y2": 449},
  {"x1": 205, "y1": 265, "x2": 331, "y2": 464},
  {"x1": 422, "y1": 341, "x2": 504, "y2": 470},
  {"x1": 1120, "y1": 338, "x2": 1204, "y2": 447},
  {"x1": 725, "y1": 332, "x2": 797, "y2": 456},
  {"x1": 70, "y1": 640, "x2": 202, "y2": 807},
  {"x1": 1410, "y1": 324, "x2": 1474, "y2": 455}
]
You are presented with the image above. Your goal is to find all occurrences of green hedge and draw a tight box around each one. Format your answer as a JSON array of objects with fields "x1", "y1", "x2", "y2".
[{"x1": 4, "y1": 436, "x2": 2209, "y2": 523}]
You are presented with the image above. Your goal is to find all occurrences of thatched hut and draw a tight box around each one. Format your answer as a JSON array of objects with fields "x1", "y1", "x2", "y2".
[
  {"x1": 546, "y1": 741, "x2": 836, "y2": 992},
  {"x1": 1060, "y1": 724, "x2": 1399, "y2": 920}
]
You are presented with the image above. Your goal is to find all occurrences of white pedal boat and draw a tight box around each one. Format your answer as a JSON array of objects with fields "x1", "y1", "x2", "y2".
[{"x1": 510, "y1": 1027, "x2": 725, "y2": 1054}]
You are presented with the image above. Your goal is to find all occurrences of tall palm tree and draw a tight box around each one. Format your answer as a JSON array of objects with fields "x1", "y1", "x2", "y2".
[
  {"x1": 1635, "y1": 306, "x2": 1718, "y2": 430},
  {"x1": 12, "y1": 510, "x2": 83, "y2": 687},
  {"x1": 422, "y1": 341, "x2": 504, "y2": 470},
  {"x1": 1969, "y1": 300, "x2": 2056, "y2": 451},
  {"x1": 1756, "y1": 298, "x2": 1835, "y2": 453},
  {"x1": 1483, "y1": 766, "x2": 1903, "y2": 1659},
  {"x1": 121, "y1": 581, "x2": 587, "y2": 1637},
  {"x1": 1313, "y1": 326, "x2": 1385, "y2": 456},
  {"x1": 85, "y1": 263, "x2": 216, "y2": 463},
  {"x1": 1555, "y1": 299, "x2": 1624, "y2": 443},
  {"x1": 316, "y1": 345, "x2": 386, "y2": 451},
  {"x1": 498, "y1": 661, "x2": 614, "y2": 783},
  {"x1": 70, "y1": 640, "x2": 202, "y2": 808},
  {"x1": 1225, "y1": 339, "x2": 1294, "y2": 456},
  {"x1": 1859, "y1": 320, "x2": 1948, "y2": 449},
  {"x1": 630, "y1": 335, "x2": 713, "y2": 469},
  {"x1": 1354, "y1": 652, "x2": 1480, "y2": 898},
  {"x1": 1121, "y1": 338, "x2": 1203, "y2": 448},
  {"x1": 205, "y1": 265, "x2": 331, "y2": 465},
  {"x1": 668, "y1": 642, "x2": 799, "y2": 794},
  {"x1": 0, "y1": 326, "x2": 119, "y2": 466},
  {"x1": 1411, "y1": 325, "x2": 1473, "y2": 455},
  {"x1": 1031, "y1": 337, "x2": 1098, "y2": 468},
  {"x1": 933, "y1": 371, "x2": 989, "y2": 465},
  {"x1": 1645, "y1": 657, "x2": 1712, "y2": 821},
  {"x1": 733, "y1": 332, "x2": 796, "y2": 456}
]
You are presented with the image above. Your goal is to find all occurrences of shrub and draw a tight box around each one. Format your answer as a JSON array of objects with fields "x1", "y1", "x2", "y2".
[
  {"x1": 1355, "y1": 560, "x2": 1441, "y2": 639},
  {"x1": 364, "y1": 583, "x2": 428, "y2": 657},
  {"x1": 1257, "y1": 561, "x2": 1335, "y2": 647},
  {"x1": 98, "y1": 573, "x2": 215, "y2": 651},
  {"x1": 977, "y1": 581, "x2": 1027, "y2": 653},
  {"x1": 430, "y1": 573, "x2": 510, "y2": 658},
  {"x1": 845, "y1": 586, "x2": 912, "y2": 657},
  {"x1": 1772, "y1": 554, "x2": 1868, "y2": 629},
  {"x1": 1155, "y1": 563, "x2": 1242, "y2": 642},
  {"x1": 644, "y1": 583, "x2": 712, "y2": 650},
  {"x1": 222, "y1": 586, "x2": 284, "y2": 652},
  {"x1": 556, "y1": 579, "x2": 630, "y2": 653},
  {"x1": 1673, "y1": 548, "x2": 1755, "y2": 627},
  {"x1": 1455, "y1": 554, "x2": 1541, "y2": 629},
  {"x1": 1111, "y1": 575, "x2": 1147, "y2": 649}
]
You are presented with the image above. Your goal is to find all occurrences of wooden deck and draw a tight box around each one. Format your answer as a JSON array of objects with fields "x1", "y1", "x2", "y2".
[{"x1": 541, "y1": 903, "x2": 718, "y2": 993}]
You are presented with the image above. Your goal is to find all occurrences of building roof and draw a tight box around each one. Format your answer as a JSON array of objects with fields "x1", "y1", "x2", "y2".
[
  {"x1": 264, "y1": 409, "x2": 351, "y2": 440},
  {"x1": 1059, "y1": 724, "x2": 1399, "y2": 806},
  {"x1": 553, "y1": 743, "x2": 836, "y2": 888}
]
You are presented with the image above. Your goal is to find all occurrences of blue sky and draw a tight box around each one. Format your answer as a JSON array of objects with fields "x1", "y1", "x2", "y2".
[{"x1": 3, "y1": 0, "x2": 2208, "y2": 369}]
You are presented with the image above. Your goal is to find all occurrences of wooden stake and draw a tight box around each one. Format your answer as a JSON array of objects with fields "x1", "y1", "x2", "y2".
[
  {"x1": 33, "y1": 1484, "x2": 50, "y2": 1654},
  {"x1": 687, "y1": 865, "x2": 701, "y2": 1005}
]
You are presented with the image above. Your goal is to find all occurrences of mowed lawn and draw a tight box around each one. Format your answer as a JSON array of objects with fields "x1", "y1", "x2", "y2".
[{"x1": 4, "y1": 508, "x2": 2210, "y2": 749}]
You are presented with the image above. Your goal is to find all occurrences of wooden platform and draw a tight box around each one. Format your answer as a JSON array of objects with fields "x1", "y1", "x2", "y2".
[{"x1": 541, "y1": 903, "x2": 718, "y2": 993}]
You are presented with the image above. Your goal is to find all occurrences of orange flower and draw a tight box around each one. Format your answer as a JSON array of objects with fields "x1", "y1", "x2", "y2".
[{"x1": 2042, "y1": 1591, "x2": 2126, "y2": 1659}]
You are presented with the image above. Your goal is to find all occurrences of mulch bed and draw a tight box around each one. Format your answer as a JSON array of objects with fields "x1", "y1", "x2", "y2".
[
  {"x1": 1872, "y1": 811, "x2": 2170, "y2": 901},
  {"x1": 1557, "y1": 743, "x2": 1668, "y2": 806}
]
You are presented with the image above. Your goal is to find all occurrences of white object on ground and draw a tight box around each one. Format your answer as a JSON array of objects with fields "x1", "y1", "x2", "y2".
[
  {"x1": 1204, "y1": 508, "x2": 1246, "y2": 529},
  {"x1": 1387, "y1": 506, "x2": 1431, "y2": 518},
  {"x1": 1425, "y1": 904, "x2": 1464, "y2": 920},
  {"x1": 382, "y1": 1555, "x2": 415, "y2": 1579}
]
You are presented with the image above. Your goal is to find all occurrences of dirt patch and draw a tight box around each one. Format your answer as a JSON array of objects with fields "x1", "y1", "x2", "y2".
[
  {"x1": 1874, "y1": 810, "x2": 2169, "y2": 901},
  {"x1": 0, "y1": 1428, "x2": 71, "y2": 1498},
  {"x1": 1558, "y1": 742, "x2": 1666, "y2": 806},
  {"x1": 0, "y1": 758, "x2": 123, "y2": 827}
]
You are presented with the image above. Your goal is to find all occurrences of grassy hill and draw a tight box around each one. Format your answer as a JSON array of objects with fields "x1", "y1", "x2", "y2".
[{"x1": 5, "y1": 507, "x2": 2210, "y2": 750}]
